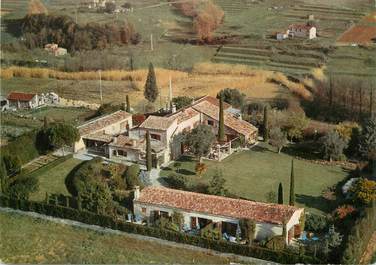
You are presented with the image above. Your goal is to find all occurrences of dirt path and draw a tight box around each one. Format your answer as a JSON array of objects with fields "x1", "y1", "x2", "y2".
[
  {"x1": 360, "y1": 231, "x2": 376, "y2": 264},
  {"x1": 0, "y1": 207, "x2": 276, "y2": 265}
]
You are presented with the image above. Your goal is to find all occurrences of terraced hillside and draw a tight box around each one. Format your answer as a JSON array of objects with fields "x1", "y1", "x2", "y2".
[{"x1": 212, "y1": 0, "x2": 372, "y2": 78}]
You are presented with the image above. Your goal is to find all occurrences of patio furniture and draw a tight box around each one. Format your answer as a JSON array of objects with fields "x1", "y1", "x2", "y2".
[{"x1": 229, "y1": 236, "x2": 237, "y2": 243}]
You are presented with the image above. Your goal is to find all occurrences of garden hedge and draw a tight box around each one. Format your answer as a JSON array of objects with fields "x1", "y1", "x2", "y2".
[{"x1": 0, "y1": 194, "x2": 321, "y2": 264}]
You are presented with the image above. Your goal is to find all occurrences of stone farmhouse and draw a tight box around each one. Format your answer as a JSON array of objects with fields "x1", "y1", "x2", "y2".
[
  {"x1": 74, "y1": 96, "x2": 258, "y2": 168},
  {"x1": 44, "y1": 43, "x2": 67, "y2": 56},
  {"x1": 288, "y1": 24, "x2": 316, "y2": 39},
  {"x1": 133, "y1": 186, "x2": 304, "y2": 244},
  {"x1": 7, "y1": 92, "x2": 41, "y2": 109},
  {"x1": 276, "y1": 24, "x2": 316, "y2": 40}
]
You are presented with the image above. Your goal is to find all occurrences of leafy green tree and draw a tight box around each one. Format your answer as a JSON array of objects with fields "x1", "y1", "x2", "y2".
[
  {"x1": 269, "y1": 127, "x2": 287, "y2": 153},
  {"x1": 218, "y1": 95, "x2": 225, "y2": 142},
  {"x1": 125, "y1": 164, "x2": 141, "y2": 187},
  {"x1": 144, "y1": 62, "x2": 158, "y2": 103},
  {"x1": 172, "y1": 96, "x2": 193, "y2": 110},
  {"x1": 321, "y1": 130, "x2": 348, "y2": 161},
  {"x1": 216, "y1": 88, "x2": 245, "y2": 108},
  {"x1": 3, "y1": 155, "x2": 21, "y2": 176},
  {"x1": 263, "y1": 106, "x2": 269, "y2": 141},
  {"x1": 7, "y1": 176, "x2": 39, "y2": 200},
  {"x1": 42, "y1": 122, "x2": 80, "y2": 151},
  {"x1": 285, "y1": 111, "x2": 309, "y2": 141},
  {"x1": 239, "y1": 219, "x2": 256, "y2": 245},
  {"x1": 278, "y1": 182, "x2": 283, "y2": 204},
  {"x1": 185, "y1": 125, "x2": 215, "y2": 161},
  {"x1": 208, "y1": 171, "x2": 227, "y2": 196},
  {"x1": 145, "y1": 130, "x2": 152, "y2": 171},
  {"x1": 70, "y1": 158, "x2": 114, "y2": 215},
  {"x1": 358, "y1": 117, "x2": 376, "y2": 177},
  {"x1": 289, "y1": 160, "x2": 295, "y2": 206}
]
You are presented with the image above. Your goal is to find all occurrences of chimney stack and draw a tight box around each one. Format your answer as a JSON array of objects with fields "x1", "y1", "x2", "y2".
[
  {"x1": 171, "y1": 104, "x2": 177, "y2": 113},
  {"x1": 134, "y1": 186, "x2": 140, "y2": 200}
]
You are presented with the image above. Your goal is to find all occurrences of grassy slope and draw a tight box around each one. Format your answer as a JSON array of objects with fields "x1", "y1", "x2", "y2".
[
  {"x1": 29, "y1": 158, "x2": 82, "y2": 201},
  {"x1": 161, "y1": 144, "x2": 349, "y2": 214},
  {"x1": 0, "y1": 211, "x2": 238, "y2": 264}
]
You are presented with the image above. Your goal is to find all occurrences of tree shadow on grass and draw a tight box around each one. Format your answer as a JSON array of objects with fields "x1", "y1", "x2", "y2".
[
  {"x1": 282, "y1": 141, "x2": 322, "y2": 160},
  {"x1": 251, "y1": 145, "x2": 269, "y2": 153},
  {"x1": 296, "y1": 194, "x2": 333, "y2": 213},
  {"x1": 176, "y1": 168, "x2": 195, "y2": 176}
]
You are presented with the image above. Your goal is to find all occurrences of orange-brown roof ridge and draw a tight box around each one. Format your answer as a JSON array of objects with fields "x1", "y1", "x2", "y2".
[{"x1": 135, "y1": 186, "x2": 301, "y2": 225}]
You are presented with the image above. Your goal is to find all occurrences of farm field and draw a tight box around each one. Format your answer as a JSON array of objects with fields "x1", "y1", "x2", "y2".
[
  {"x1": 161, "y1": 143, "x2": 349, "y2": 214},
  {"x1": 1, "y1": 64, "x2": 302, "y2": 111},
  {"x1": 0, "y1": 211, "x2": 242, "y2": 264},
  {"x1": 29, "y1": 157, "x2": 83, "y2": 201}
]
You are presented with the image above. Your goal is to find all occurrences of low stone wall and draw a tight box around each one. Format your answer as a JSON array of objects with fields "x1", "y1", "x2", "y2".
[{"x1": 59, "y1": 98, "x2": 100, "y2": 110}]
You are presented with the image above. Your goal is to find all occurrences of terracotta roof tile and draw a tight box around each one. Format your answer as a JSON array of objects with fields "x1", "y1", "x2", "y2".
[
  {"x1": 83, "y1": 132, "x2": 113, "y2": 143},
  {"x1": 78, "y1": 110, "x2": 131, "y2": 136},
  {"x1": 191, "y1": 100, "x2": 258, "y2": 137},
  {"x1": 135, "y1": 187, "x2": 301, "y2": 224},
  {"x1": 169, "y1": 107, "x2": 199, "y2": 124},
  {"x1": 7, "y1": 92, "x2": 36, "y2": 101},
  {"x1": 139, "y1": 116, "x2": 176, "y2": 131},
  {"x1": 194, "y1": 95, "x2": 231, "y2": 109}
]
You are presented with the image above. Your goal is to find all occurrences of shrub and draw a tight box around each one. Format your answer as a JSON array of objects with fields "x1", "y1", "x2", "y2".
[
  {"x1": 163, "y1": 174, "x2": 187, "y2": 189},
  {"x1": 124, "y1": 164, "x2": 141, "y2": 188},
  {"x1": 305, "y1": 213, "x2": 329, "y2": 233}
]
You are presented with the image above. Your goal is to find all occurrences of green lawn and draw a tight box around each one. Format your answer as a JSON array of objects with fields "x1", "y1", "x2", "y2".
[
  {"x1": 0, "y1": 211, "x2": 241, "y2": 264},
  {"x1": 29, "y1": 158, "x2": 83, "y2": 201},
  {"x1": 161, "y1": 144, "x2": 349, "y2": 214}
]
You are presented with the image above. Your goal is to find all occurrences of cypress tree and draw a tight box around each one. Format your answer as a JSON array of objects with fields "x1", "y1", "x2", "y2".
[
  {"x1": 263, "y1": 105, "x2": 269, "y2": 141},
  {"x1": 144, "y1": 62, "x2": 158, "y2": 103},
  {"x1": 43, "y1": 116, "x2": 48, "y2": 128},
  {"x1": 218, "y1": 95, "x2": 225, "y2": 142},
  {"x1": 126, "y1": 95, "x2": 131, "y2": 113},
  {"x1": 278, "y1": 182, "x2": 283, "y2": 204},
  {"x1": 146, "y1": 130, "x2": 152, "y2": 171},
  {"x1": 289, "y1": 160, "x2": 295, "y2": 206}
]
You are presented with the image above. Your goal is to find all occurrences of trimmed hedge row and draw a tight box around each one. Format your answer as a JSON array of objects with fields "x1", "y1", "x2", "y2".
[{"x1": 0, "y1": 195, "x2": 321, "y2": 264}]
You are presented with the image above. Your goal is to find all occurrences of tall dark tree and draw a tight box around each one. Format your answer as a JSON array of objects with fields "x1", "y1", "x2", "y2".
[
  {"x1": 289, "y1": 160, "x2": 295, "y2": 206},
  {"x1": 278, "y1": 182, "x2": 283, "y2": 204},
  {"x1": 126, "y1": 94, "x2": 131, "y2": 113},
  {"x1": 218, "y1": 95, "x2": 225, "y2": 142},
  {"x1": 145, "y1": 130, "x2": 152, "y2": 171},
  {"x1": 358, "y1": 117, "x2": 376, "y2": 178},
  {"x1": 263, "y1": 105, "x2": 269, "y2": 141},
  {"x1": 144, "y1": 63, "x2": 158, "y2": 103}
]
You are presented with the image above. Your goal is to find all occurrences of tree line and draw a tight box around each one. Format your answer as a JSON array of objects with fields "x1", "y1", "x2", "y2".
[{"x1": 21, "y1": 14, "x2": 140, "y2": 52}]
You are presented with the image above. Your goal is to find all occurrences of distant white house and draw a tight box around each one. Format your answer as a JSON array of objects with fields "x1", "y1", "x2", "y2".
[
  {"x1": 276, "y1": 24, "x2": 317, "y2": 40},
  {"x1": 133, "y1": 186, "x2": 305, "y2": 244},
  {"x1": 288, "y1": 24, "x2": 316, "y2": 39},
  {"x1": 7, "y1": 92, "x2": 42, "y2": 110},
  {"x1": 44, "y1": 43, "x2": 67, "y2": 56}
]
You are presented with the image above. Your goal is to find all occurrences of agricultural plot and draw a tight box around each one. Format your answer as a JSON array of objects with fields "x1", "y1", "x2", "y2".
[{"x1": 212, "y1": 0, "x2": 371, "y2": 78}]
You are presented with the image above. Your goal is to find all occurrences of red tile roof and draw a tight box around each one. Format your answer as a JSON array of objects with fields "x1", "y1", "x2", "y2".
[
  {"x1": 78, "y1": 110, "x2": 131, "y2": 136},
  {"x1": 168, "y1": 107, "x2": 199, "y2": 124},
  {"x1": 135, "y1": 186, "x2": 301, "y2": 225},
  {"x1": 7, "y1": 92, "x2": 36, "y2": 102},
  {"x1": 139, "y1": 116, "x2": 177, "y2": 131},
  {"x1": 288, "y1": 24, "x2": 315, "y2": 31},
  {"x1": 194, "y1": 95, "x2": 231, "y2": 109},
  {"x1": 191, "y1": 100, "x2": 258, "y2": 137}
]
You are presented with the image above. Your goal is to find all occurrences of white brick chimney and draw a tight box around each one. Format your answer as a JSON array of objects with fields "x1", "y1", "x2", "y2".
[{"x1": 134, "y1": 186, "x2": 140, "y2": 200}]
